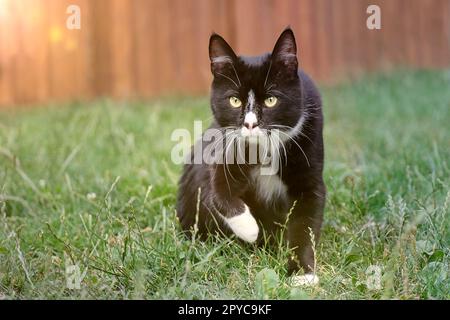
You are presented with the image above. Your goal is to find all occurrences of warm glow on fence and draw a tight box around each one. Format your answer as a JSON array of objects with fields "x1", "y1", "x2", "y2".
[{"x1": 0, "y1": 0, "x2": 449, "y2": 107}]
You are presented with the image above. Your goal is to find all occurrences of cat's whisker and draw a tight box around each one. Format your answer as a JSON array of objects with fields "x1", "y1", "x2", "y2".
[
  {"x1": 268, "y1": 89, "x2": 295, "y2": 102},
  {"x1": 226, "y1": 132, "x2": 239, "y2": 159},
  {"x1": 221, "y1": 155, "x2": 232, "y2": 195},
  {"x1": 268, "y1": 124, "x2": 314, "y2": 146},
  {"x1": 265, "y1": 83, "x2": 275, "y2": 92},
  {"x1": 265, "y1": 134, "x2": 275, "y2": 174},
  {"x1": 267, "y1": 134, "x2": 275, "y2": 172},
  {"x1": 270, "y1": 133, "x2": 283, "y2": 177},
  {"x1": 223, "y1": 134, "x2": 239, "y2": 183},
  {"x1": 297, "y1": 131, "x2": 314, "y2": 146},
  {"x1": 265, "y1": 133, "x2": 272, "y2": 166},
  {"x1": 217, "y1": 72, "x2": 239, "y2": 88},
  {"x1": 277, "y1": 130, "x2": 311, "y2": 167},
  {"x1": 263, "y1": 61, "x2": 272, "y2": 89},
  {"x1": 207, "y1": 129, "x2": 235, "y2": 164},
  {"x1": 272, "y1": 131, "x2": 288, "y2": 166},
  {"x1": 268, "y1": 124, "x2": 293, "y2": 129},
  {"x1": 234, "y1": 137, "x2": 252, "y2": 184},
  {"x1": 229, "y1": 135, "x2": 247, "y2": 180},
  {"x1": 210, "y1": 130, "x2": 238, "y2": 194},
  {"x1": 275, "y1": 135, "x2": 283, "y2": 177},
  {"x1": 260, "y1": 131, "x2": 270, "y2": 166},
  {"x1": 230, "y1": 64, "x2": 242, "y2": 87}
]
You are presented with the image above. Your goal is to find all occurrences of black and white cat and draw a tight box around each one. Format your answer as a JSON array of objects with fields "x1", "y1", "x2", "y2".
[{"x1": 176, "y1": 28, "x2": 325, "y2": 286}]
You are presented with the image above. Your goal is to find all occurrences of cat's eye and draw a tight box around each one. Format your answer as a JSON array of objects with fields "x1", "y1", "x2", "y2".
[
  {"x1": 229, "y1": 97, "x2": 242, "y2": 108},
  {"x1": 264, "y1": 96, "x2": 278, "y2": 108}
]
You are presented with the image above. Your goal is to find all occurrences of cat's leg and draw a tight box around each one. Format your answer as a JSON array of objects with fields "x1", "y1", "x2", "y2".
[
  {"x1": 213, "y1": 198, "x2": 259, "y2": 243},
  {"x1": 287, "y1": 187, "x2": 325, "y2": 286},
  {"x1": 212, "y1": 164, "x2": 259, "y2": 243}
]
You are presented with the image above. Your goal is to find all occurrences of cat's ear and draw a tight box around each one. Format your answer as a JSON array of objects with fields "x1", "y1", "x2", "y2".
[
  {"x1": 271, "y1": 28, "x2": 298, "y2": 77},
  {"x1": 209, "y1": 33, "x2": 237, "y2": 76}
]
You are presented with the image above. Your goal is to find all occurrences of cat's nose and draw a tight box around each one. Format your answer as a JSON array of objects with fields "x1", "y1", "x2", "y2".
[
  {"x1": 244, "y1": 122, "x2": 258, "y2": 130},
  {"x1": 244, "y1": 112, "x2": 258, "y2": 130}
]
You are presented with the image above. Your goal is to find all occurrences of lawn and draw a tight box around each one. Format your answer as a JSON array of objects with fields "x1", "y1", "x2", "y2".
[{"x1": 0, "y1": 70, "x2": 449, "y2": 299}]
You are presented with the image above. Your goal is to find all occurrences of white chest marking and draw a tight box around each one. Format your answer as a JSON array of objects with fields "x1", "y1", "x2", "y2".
[{"x1": 251, "y1": 169, "x2": 287, "y2": 204}]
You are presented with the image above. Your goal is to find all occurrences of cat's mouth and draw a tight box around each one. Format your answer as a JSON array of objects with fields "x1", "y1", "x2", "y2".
[
  {"x1": 239, "y1": 126, "x2": 273, "y2": 148},
  {"x1": 240, "y1": 125, "x2": 263, "y2": 138}
]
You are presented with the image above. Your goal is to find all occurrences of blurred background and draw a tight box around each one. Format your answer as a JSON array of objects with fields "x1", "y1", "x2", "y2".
[{"x1": 0, "y1": 0, "x2": 449, "y2": 107}]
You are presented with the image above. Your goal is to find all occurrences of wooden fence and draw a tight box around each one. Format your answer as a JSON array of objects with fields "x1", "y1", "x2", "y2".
[{"x1": 0, "y1": 0, "x2": 449, "y2": 106}]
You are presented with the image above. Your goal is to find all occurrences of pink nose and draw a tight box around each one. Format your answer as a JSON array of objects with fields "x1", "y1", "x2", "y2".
[
  {"x1": 244, "y1": 112, "x2": 258, "y2": 130},
  {"x1": 244, "y1": 121, "x2": 258, "y2": 130}
]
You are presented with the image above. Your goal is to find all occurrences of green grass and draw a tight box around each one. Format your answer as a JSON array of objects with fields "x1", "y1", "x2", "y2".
[{"x1": 0, "y1": 70, "x2": 449, "y2": 299}]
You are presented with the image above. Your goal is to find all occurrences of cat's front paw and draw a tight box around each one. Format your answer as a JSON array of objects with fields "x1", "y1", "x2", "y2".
[
  {"x1": 291, "y1": 273, "x2": 319, "y2": 287},
  {"x1": 225, "y1": 205, "x2": 259, "y2": 243}
]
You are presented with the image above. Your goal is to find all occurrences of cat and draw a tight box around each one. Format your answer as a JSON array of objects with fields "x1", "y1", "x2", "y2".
[{"x1": 176, "y1": 28, "x2": 325, "y2": 286}]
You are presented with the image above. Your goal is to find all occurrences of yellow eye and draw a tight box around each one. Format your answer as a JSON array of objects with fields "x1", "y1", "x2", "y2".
[
  {"x1": 229, "y1": 97, "x2": 242, "y2": 108},
  {"x1": 264, "y1": 96, "x2": 278, "y2": 107}
]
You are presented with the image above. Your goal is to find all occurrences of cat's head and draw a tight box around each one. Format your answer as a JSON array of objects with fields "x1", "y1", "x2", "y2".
[{"x1": 209, "y1": 28, "x2": 303, "y2": 139}]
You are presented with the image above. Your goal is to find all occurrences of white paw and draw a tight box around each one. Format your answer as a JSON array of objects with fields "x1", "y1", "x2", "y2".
[
  {"x1": 225, "y1": 205, "x2": 259, "y2": 243},
  {"x1": 291, "y1": 274, "x2": 319, "y2": 287}
]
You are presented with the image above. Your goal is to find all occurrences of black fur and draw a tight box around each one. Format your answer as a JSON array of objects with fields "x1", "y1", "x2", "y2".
[{"x1": 176, "y1": 28, "x2": 325, "y2": 275}]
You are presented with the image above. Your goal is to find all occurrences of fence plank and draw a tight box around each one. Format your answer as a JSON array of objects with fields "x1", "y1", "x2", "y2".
[{"x1": 0, "y1": 0, "x2": 16, "y2": 105}]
